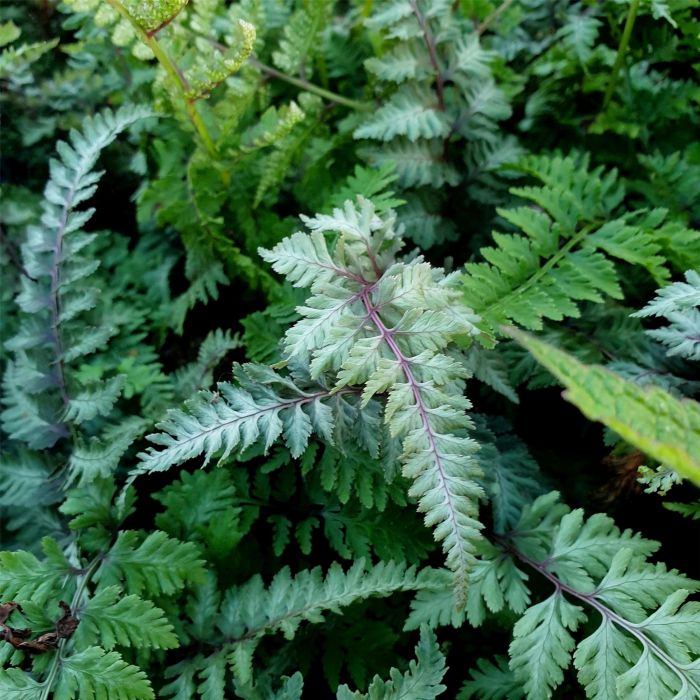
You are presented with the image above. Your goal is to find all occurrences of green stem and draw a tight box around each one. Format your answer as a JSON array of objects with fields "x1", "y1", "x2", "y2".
[
  {"x1": 476, "y1": 0, "x2": 515, "y2": 35},
  {"x1": 39, "y1": 556, "x2": 103, "y2": 700},
  {"x1": 602, "y1": 0, "x2": 640, "y2": 110},
  {"x1": 249, "y1": 57, "x2": 370, "y2": 111},
  {"x1": 104, "y1": 0, "x2": 216, "y2": 154}
]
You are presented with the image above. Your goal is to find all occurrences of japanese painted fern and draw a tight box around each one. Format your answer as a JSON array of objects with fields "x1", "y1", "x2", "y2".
[{"x1": 138, "y1": 197, "x2": 483, "y2": 606}]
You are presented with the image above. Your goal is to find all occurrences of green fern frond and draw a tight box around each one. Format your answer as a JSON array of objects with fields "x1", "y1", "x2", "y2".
[
  {"x1": 464, "y1": 492, "x2": 700, "y2": 700},
  {"x1": 336, "y1": 626, "x2": 447, "y2": 699},
  {"x1": 95, "y1": 530, "x2": 205, "y2": 595},
  {"x1": 134, "y1": 363, "x2": 339, "y2": 476},
  {"x1": 508, "y1": 329, "x2": 700, "y2": 485},
  {"x1": 458, "y1": 656, "x2": 521, "y2": 700},
  {"x1": 473, "y1": 417, "x2": 544, "y2": 533},
  {"x1": 2, "y1": 105, "x2": 152, "y2": 449},
  {"x1": 184, "y1": 20, "x2": 256, "y2": 101},
  {"x1": 463, "y1": 154, "x2": 672, "y2": 338},
  {"x1": 75, "y1": 585, "x2": 179, "y2": 650},
  {"x1": 354, "y1": 86, "x2": 450, "y2": 142},
  {"x1": 329, "y1": 163, "x2": 405, "y2": 214},
  {"x1": 0, "y1": 537, "x2": 71, "y2": 603},
  {"x1": 120, "y1": 0, "x2": 189, "y2": 33},
  {"x1": 54, "y1": 646, "x2": 154, "y2": 700},
  {"x1": 0, "y1": 668, "x2": 43, "y2": 699},
  {"x1": 0, "y1": 38, "x2": 59, "y2": 83},
  {"x1": 361, "y1": 141, "x2": 460, "y2": 189},
  {"x1": 173, "y1": 328, "x2": 241, "y2": 396},
  {"x1": 271, "y1": 1, "x2": 331, "y2": 78},
  {"x1": 217, "y1": 559, "x2": 439, "y2": 651}
]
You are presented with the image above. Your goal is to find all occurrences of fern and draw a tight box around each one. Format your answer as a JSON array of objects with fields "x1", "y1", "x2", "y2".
[
  {"x1": 134, "y1": 362, "x2": 341, "y2": 476},
  {"x1": 354, "y1": 0, "x2": 511, "y2": 246},
  {"x1": 138, "y1": 198, "x2": 483, "y2": 604},
  {"x1": 53, "y1": 646, "x2": 154, "y2": 700},
  {"x1": 95, "y1": 530, "x2": 205, "y2": 595},
  {"x1": 0, "y1": 525, "x2": 199, "y2": 699},
  {"x1": 263, "y1": 198, "x2": 485, "y2": 602},
  {"x1": 220, "y1": 560, "x2": 439, "y2": 686},
  {"x1": 2, "y1": 105, "x2": 152, "y2": 453},
  {"x1": 336, "y1": 626, "x2": 447, "y2": 699},
  {"x1": 74, "y1": 586, "x2": 179, "y2": 650},
  {"x1": 459, "y1": 657, "x2": 521, "y2": 700},
  {"x1": 633, "y1": 269, "x2": 700, "y2": 360},
  {"x1": 488, "y1": 494, "x2": 700, "y2": 698},
  {"x1": 271, "y1": 1, "x2": 331, "y2": 79},
  {"x1": 508, "y1": 328, "x2": 700, "y2": 486},
  {"x1": 462, "y1": 492, "x2": 700, "y2": 700},
  {"x1": 463, "y1": 154, "x2": 677, "y2": 339},
  {"x1": 4, "y1": 1, "x2": 700, "y2": 696}
]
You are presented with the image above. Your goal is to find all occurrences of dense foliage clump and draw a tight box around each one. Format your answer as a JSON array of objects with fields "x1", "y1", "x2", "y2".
[{"x1": 1, "y1": 1, "x2": 698, "y2": 698}]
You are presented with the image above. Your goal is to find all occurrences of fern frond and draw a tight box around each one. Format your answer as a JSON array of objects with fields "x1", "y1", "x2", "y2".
[
  {"x1": 0, "y1": 38, "x2": 58, "y2": 83},
  {"x1": 556, "y1": 12, "x2": 602, "y2": 64},
  {"x1": 459, "y1": 657, "x2": 521, "y2": 700},
  {"x1": 354, "y1": 86, "x2": 450, "y2": 142},
  {"x1": 508, "y1": 329, "x2": 700, "y2": 486},
  {"x1": 120, "y1": 0, "x2": 189, "y2": 33},
  {"x1": 336, "y1": 626, "x2": 447, "y2": 699},
  {"x1": 95, "y1": 530, "x2": 205, "y2": 596},
  {"x1": 261, "y1": 197, "x2": 483, "y2": 607},
  {"x1": 365, "y1": 43, "x2": 432, "y2": 83},
  {"x1": 329, "y1": 163, "x2": 406, "y2": 214},
  {"x1": 271, "y1": 1, "x2": 331, "y2": 78},
  {"x1": 633, "y1": 269, "x2": 700, "y2": 360},
  {"x1": 184, "y1": 20, "x2": 256, "y2": 100},
  {"x1": 463, "y1": 155, "x2": 672, "y2": 337},
  {"x1": 466, "y1": 492, "x2": 700, "y2": 700},
  {"x1": 0, "y1": 668, "x2": 43, "y2": 700},
  {"x1": 68, "y1": 417, "x2": 146, "y2": 486},
  {"x1": 360, "y1": 140, "x2": 460, "y2": 189},
  {"x1": 54, "y1": 646, "x2": 154, "y2": 700},
  {"x1": 75, "y1": 585, "x2": 179, "y2": 650},
  {"x1": 0, "y1": 537, "x2": 71, "y2": 603},
  {"x1": 218, "y1": 559, "x2": 439, "y2": 649},
  {"x1": 134, "y1": 363, "x2": 339, "y2": 476},
  {"x1": 473, "y1": 417, "x2": 544, "y2": 533},
  {"x1": 173, "y1": 328, "x2": 241, "y2": 396},
  {"x1": 0, "y1": 451, "x2": 58, "y2": 509},
  {"x1": 2, "y1": 105, "x2": 152, "y2": 449}
]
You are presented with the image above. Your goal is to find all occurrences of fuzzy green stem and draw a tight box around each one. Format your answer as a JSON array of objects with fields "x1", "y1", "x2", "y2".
[
  {"x1": 104, "y1": 0, "x2": 216, "y2": 154},
  {"x1": 602, "y1": 0, "x2": 640, "y2": 110}
]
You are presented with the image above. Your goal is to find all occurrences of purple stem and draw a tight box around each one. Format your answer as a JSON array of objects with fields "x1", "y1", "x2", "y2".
[
  {"x1": 360, "y1": 286, "x2": 468, "y2": 578},
  {"x1": 48, "y1": 183, "x2": 75, "y2": 413},
  {"x1": 503, "y1": 540, "x2": 698, "y2": 690},
  {"x1": 409, "y1": 0, "x2": 445, "y2": 112}
]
